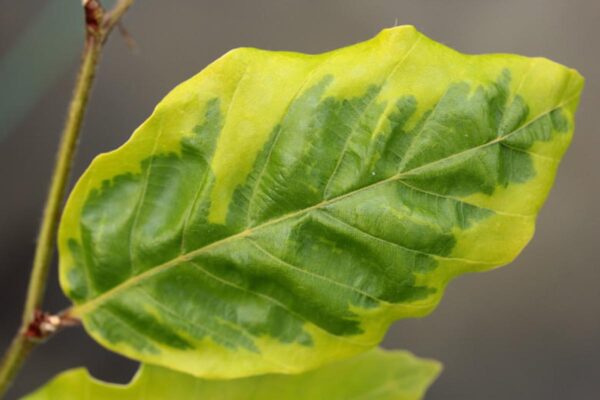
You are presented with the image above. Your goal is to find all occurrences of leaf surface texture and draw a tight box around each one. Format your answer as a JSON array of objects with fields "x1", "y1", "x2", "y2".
[{"x1": 59, "y1": 26, "x2": 584, "y2": 378}]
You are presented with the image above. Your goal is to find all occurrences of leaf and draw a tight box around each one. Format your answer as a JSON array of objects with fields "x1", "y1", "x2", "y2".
[
  {"x1": 58, "y1": 25, "x2": 584, "y2": 378},
  {"x1": 23, "y1": 349, "x2": 441, "y2": 400}
]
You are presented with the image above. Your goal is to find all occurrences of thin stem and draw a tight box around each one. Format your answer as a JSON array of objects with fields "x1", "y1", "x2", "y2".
[
  {"x1": 0, "y1": 1, "x2": 134, "y2": 397},
  {"x1": 103, "y1": 0, "x2": 135, "y2": 32},
  {"x1": 22, "y1": 32, "x2": 101, "y2": 330},
  {"x1": 0, "y1": 336, "x2": 34, "y2": 397}
]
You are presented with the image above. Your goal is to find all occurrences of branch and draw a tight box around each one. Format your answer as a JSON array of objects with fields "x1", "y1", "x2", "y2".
[
  {"x1": 0, "y1": 1, "x2": 135, "y2": 397},
  {"x1": 103, "y1": 0, "x2": 135, "y2": 34}
]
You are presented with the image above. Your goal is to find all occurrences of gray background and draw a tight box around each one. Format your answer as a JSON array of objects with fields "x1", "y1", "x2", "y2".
[{"x1": 1, "y1": 1, "x2": 598, "y2": 399}]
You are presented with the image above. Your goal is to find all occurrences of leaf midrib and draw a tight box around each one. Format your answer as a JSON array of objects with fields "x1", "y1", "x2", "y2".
[{"x1": 70, "y1": 94, "x2": 577, "y2": 318}]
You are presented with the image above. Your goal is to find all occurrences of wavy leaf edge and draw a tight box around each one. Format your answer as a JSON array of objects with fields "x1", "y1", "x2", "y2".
[{"x1": 58, "y1": 25, "x2": 584, "y2": 378}]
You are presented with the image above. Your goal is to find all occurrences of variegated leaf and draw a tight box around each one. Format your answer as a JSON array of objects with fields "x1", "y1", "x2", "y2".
[{"x1": 59, "y1": 26, "x2": 583, "y2": 378}]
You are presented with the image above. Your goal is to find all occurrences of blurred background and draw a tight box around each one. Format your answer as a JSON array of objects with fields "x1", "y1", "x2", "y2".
[{"x1": 0, "y1": 1, "x2": 598, "y2": 399}]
